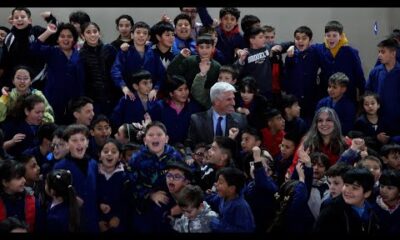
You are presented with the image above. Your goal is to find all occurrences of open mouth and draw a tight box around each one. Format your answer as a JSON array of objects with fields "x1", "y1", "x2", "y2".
[
  {"x1": 168, "y1": 183, "x2": 175, "y2": 191},
  {"x1": 151, "y1": 142, "x2": 160, "y2": 147}
]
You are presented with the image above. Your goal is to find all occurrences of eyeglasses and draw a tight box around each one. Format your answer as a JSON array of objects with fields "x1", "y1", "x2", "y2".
[{"x1": 166, "y1": 173, "x2": 186, "y2": 181}]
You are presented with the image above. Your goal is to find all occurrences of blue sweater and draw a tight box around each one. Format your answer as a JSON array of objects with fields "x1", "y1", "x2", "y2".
[
  {"x1": 314, "y1": 43, "x2": 365, "y2": 103},
  {"x1": 171, "y1": 36, "x2": 196, "y2": 57},
  {"x1": 110, "y1": 93, "x2": 156, "y2": 128},
  {"x1": 30, "y1": 40, "x2": 85, "y2": 122},
  {"x1": 53, "y1": 154, "x2": 99, "y2": 232},
  {"x1": 2, "y1": 120, "x2": 39, "y2": 158},
  {"x1": 45, "y1": 201, "x2": 70, "y2": 233},
  {"x1": 316, "y1": 95, "x2": 356, "y2": 135},
  {"x1": 148, "y1": 99, "x2": 201, "y2": 145},
  {"x1": 206, "y1": 193, "x2": 255, "y2": 233},
  {"x1": 366, "y1": 62, "x2": 400, "y2": 135},
  {"x1": 111, "y1": 44, "x2": 166, "y2": 91},
  {"x1": 283, "y1": 47, "x2": 320, "y2": 120},
  {"x1": 243, "y1": 162, "x2": 278, "y2": 232}
]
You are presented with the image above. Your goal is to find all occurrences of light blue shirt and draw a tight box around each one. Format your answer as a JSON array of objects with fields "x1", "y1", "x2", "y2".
[{"x1": 212, "y1": 110, "x2": 226, "y2": 136}]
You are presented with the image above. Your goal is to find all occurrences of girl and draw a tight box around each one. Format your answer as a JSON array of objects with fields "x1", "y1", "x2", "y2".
[
  {"x1": 79, "y1": 22, "x2": 119, "y2": 117},
  {"x1": 0, "y1": 65, "x2": 54, "y2": 123},
  {"x1": 110, "y1": 15, "x2": 134, "y2": 50},
  {"x1": 3, "y1": 95, "x2": 45, "y2": 157},
  {"x1": 31, "y1": 23, "x2": 84, "y2": 122},
  {"x1": 288, "y1": 107, "x2": 350, "y2": 175},
  {"x1": 114, "y1": 123, "x2": 136, "y2": 145},
  {"x1": 235, "y1": 76, "x2": 271, "y2": 130},
  {"x1": 97, "y1": 138, "x2": 130, "y2": 232},
  {"x1": 149, "y1": 75, "x2": 201, "y2": 145},
  {"x1": 354, "y1": 91, "x2": 385, "y2": 151},
  {"x1": 45, "y1": 169, "x2": 80, "y2": 233},
  {"x1": 128, "y1": 121, "x2": 183, "y2": 232},
  {"x1": 0, "y1": 159, "x2": 40, "y2": 232}
]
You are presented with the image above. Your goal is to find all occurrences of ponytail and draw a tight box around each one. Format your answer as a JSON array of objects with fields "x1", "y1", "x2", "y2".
[{"x1": 67, "y1": 185, "x2": 80, "y2": 232}]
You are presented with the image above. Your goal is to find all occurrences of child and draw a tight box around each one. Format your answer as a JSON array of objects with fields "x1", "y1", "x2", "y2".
[
  {"x1": 111, "y1": 15, "x2": 134, "y2": 50},
  {"x1": 31, "y1": 22, "x2": 85, "y2": 122},
  {"x1": 0, "y1": 8, "x2": 56, "y2": 88},
  {"x1": 356, "y1": 156, "x2": 383, "y2": 203},
  {"x1": 198, "y1": 26, "x2": 227, "y2": 65},
  {"x1": 380, "y1": 143, "x2": 400, "y2": 170},
  {"x1": 114, "y1": 123, "x2": 136, "y2": 145},
  {"x1": 168, "y1": 35, "x2": 221, "y2": 90},
  {"x1": 354, "y1": 92, "x2": 385, "y2": 152},
  {"x1": 206, "y1": 167, "x2": 255, "y2": 232},
  {"x1": 0, "y1": 65, "x2": 54, "y2": 123},
  {"x1": 0, "y1": 159, "x2": 40, "y2": 232},
  {"x1": 322, "y1": 162, "x2": 352, "y2": 209},
  {"x1": 171, "y1": 14, "x2": 196, "y2": 56},
  {"x1": 240, "y1": 14, "x2": 260, "y2": 34},
  {"x1": 66, "y1": 96, "x2": 95, "y2": 126},
  {"x1": 88, "y1": 114, "x2": 112, "y2": 160},
  {"x1": 0, "y1": 26, "x2": 10, "y2": 63},
  {"x1": 314, "y1": 167, "x2": 380, "y2": 234},
  {"x1": 22, "y1": 122, "x2": 57, "y2": 167},
  {"x1": 261, "y1": 108, "x2": 286, "y2": 158},
  {"x1": 110, "y1": 70, "x2": 155, "y2": 128},
  {"x1": 111, "y1": 21, "x2": 162, "y2": 101},
  {"x1": 314, "y1": 20, "x2": 366, "y2": 104},
  {"x1": 316, "y1": 72, "x2": 356, "y2": 135},
  {"x1": 45, "y1": 169, "x2": 80, "y2": 233},
  {"x1": 121, "y1": 143, "x2": 140, "y2": 168},
  {"x1": 128, "y1": 121, "x2": 183, "y2": 231},
  {"x1": 172, "y1": 184, "x2": 218, "y2": 233},
  {"x1": 243, "y1": 146, "x2": 279, "y2": 232},
  {"x1": 149, "y1": 75, "x2": 201, "y2": 145},
  {"x1": 282, "y1": 26, "x2": 320, "y2": 125},
  {"x1": 68, "y1": 10, "x2": 91, "y2": 50},
  {"x1": 366, "y1": 38, "x2": 400, "y2": 139},
  {"x1": 238, "y1": 127, "x2": 263, "y2": 177},
  {"x1": 235, "y1": 76, "x2": 271, "y2": 130},
  {"x1": 191, "y1": 64, "x2": 238, "y2": 109},
  {"x1": 262, "y1": 25, "x2": 285, "y2": 106},
  {"x1": 19, "y1": 154, "x2": 43, "y2": 203},
  {"x1": 2, "y1": 95, "x2": 45, "y2": 157},
  {"x1": 79, "y1": 21, "x2": 119, "y2": 117},
  {"x1": 372, "y1": 169, "x2": 400, "y2": 234},
  {"x1": 53, "y1": 124, "x2": 99, "y2": 232},
  {"x1": 280, "y1": 93, "x2": 308, "y2": 138},
  {"x1": 97, "y1": 138, "x2": 130, "y2": 232}
]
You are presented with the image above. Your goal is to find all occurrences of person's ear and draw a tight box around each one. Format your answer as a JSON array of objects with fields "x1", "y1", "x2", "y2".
[{"x1": 364, "y1": 190, "x2": 372, "y2": 199}]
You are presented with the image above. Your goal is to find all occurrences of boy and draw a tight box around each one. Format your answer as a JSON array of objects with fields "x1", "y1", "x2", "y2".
[
  {"x1": 110, "y1": 70, "x2": 154, "y2": 128},
  {"x1": 356, "y1": 156, "x2": 383, "y2": 203},
  {"x1": 88, "y1": 115, "x2": 112, "y2": 160},
  {"x1": 167, "y1": 35, "x2": 220, "y2": 90},
  {"x1": 237, "y1": 127, "x2": 264, "y2": 179},
  {"x1": 68, "y1": 10, "x2": 90, "y2": 50},
  {"x1": 199, "y1": 136, "x2": 236, "y2": 192},
  {"x1": 172, "y1": 184, "x2": 218, "y2": 233},
  {"x1": 261, "y1": 108, "x2": 285, "y2": 158},
  {"x1": 380, "y1": 143, "x2": 400, "y2": 170},
  {"x1": 235, "y1": 26, "x2": 287, "y2": 100},
  {"x1": 0, "y1": 26, "x2": 10, "y2": 63},
  {"x1": 0, "y1": 8, "x2": 56, "y2": 88},
  {"x1": 314, "y1": 167, "x2": 380, "y2": 234},
  {"x1": 206, "y1": 167, "x2": 255, "y2": 232},
  {"x1": 111, "y1": 21, "x2": 163, "y2": 101},
  {"x1": 282, "y1": 26, "x2": 320, "y2": 125},
  {"x1": 171, "y1": 14, "x2": 197, "y2": 56},
  {"x1": 262, "y1": 25, "x2": 285, "y2": 106},
  {"x1": 191, "y1": 64, "x2": 238, "y2": 109},
  {"x1": 316, "y1": 72, "x2": 356, "y2": 135},
  {"x1": 53, "y1": 124, "x2": 99, "y2": 232},
  {"x1": 315, "y1": 20, "x2": 365, "y2": 103},
  {"x1": 366, "y1": 38, "x2": 400, "y2": 138},
  {"x1": 372, "y1": 169, "x2": 400, "y2": 234},
  {"x1": 240, "y1": 15, "x2": 260, "y2": 34},
  {"x1": 67, "y1": 96, "x2": 95, "y2": 126},
  {"x1": 198, "y1": 26, "x2": 227, "y2": 65},
  {"x1": 281, "y1": 94, "x2": 308, "y2": 138}
]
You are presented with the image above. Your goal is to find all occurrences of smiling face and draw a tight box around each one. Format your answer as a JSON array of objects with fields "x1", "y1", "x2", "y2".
[
  {"x1": 13, "y1": 69, "x2": 32, "y2": 94},
  {"x1": 342, "y1": 182, "x2": 370, "y2": 207},
  {"x1": 213, "y1": 91, "x2": 236, "y2": 114},
  {"x1": 143, "y1": 126, "x2": 168, "y2": 156},
  {"x1": 220, "y1": 14, "x2": 237, "y2": 32},
  {"x1": 11, "y1": 10, "x2": 31, "y2": 30},
  {"x1": 294, "y1": 32, "x2": 311, "y2": 52},
  {"x1": 51, "y1": 136, "x2": 69, "y2": 160},
  {"x1": 166, "y1": 168, "x2": 188, "y2": 194},
  {"x1": 82, "y1": 24, "x2": 100, "y2": 47},
  {"x1": 25, "y1": 102, "x2": 45, "y2": 125},
  {"x1": 170, "y1": 84, "x2": 189, "y2": 104},
  {"x1": 157, "y1": 31, "x2": 175, "y2": 49},
  {"x1": 3, "y1": 176, "x2": 26, "y2": 194},
  {"x1": 132, "y1": 27, "x2": 149, "y2": 47},
  {"x1": 100, "y1": 142, "x2": 120, "y2": 170},
  {"x1": 57, "y1": 29, "x2": 75, "y2": 51},
  {"x1": 67, "y1": 132, "x2": 89, "y2": 159},
  {"x1": 325, "y1": 31, "x2": 341, "y2": 49},
  {"x1": 117, "y1": 18, "x2": 133, "y2": 39},
  {"x1": 317, "y1": 112, "x2": 335, "y2": 137},
  {"x1": 379, "y1": 184, "x2": 400, "y2": 207},
  {"x1": 175, "y1": 19, "x2": 191, "y2": 40}
]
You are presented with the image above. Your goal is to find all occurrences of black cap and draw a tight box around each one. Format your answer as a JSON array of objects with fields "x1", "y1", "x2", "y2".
[{"x1": 165, "y1": 161, "x2": 192, "y2": 180}]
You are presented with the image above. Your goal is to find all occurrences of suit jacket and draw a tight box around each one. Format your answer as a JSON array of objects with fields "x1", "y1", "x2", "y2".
[{"x1": 186, "y1": 108, "x2": 247, "y2": 149}]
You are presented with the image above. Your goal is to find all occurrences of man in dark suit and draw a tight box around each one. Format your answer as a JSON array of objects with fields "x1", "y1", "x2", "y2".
[{"x1": 186, "y1": 81, "x2": 247, "y2": 149}]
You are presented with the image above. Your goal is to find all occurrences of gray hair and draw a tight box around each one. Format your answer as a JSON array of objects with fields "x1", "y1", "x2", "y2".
[{"x1": 210, "y1": 82, "x2": 236, "y2": 103}]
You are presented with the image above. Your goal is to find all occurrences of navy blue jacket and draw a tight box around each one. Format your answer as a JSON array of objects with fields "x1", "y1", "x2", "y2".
[{"x1": 45, "y1": 201, "x2": 70, "y2": 233}]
